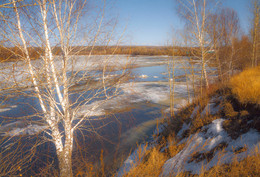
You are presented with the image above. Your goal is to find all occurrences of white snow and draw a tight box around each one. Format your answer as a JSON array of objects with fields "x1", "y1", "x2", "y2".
[
  {"x1": 206, "y1": 129, "x2": 260, "y2": 173},
  {"x1": 120, "y1": 82, "x2": 169, "y2": 104},
  {"x1": 161, "y1": 119, "x2": 260, "y2": 176},
  {"x1": 77, "y1": 81, "x2": 169, "y2": 117},
  {"x1": 190, "y1": 105, "x2": 200, "y2": 119},
  {"x1": 205, "y1": 97, "x2": 222, "y2": 116},
  {"x1": 0, "y1": 105, "x2": 17, "y2": 113},
  {"x1": 177, "y1": 123, "x2": 190, "y2": 138},
  {"x1": 190, "y1": 97, "x2": 221, "y2": 119},
  {"x1": 77, "y1": 101, "x2": 106, "y2": 117},
  {"x1": 3, "y1": 124, "x2": 47, "y2": 136},
  {"x1": 174, "y1": 99, "x2": 190, "y2": 109},
  {"x1": 0, "y1": 55, "x2": 169, "y2": 90},
  {"x1": 161, "y1": 72, "x2": 167, "y2": 75},
  {"x1": 201, "y1": 102, "x2": 220, "y2": 116},
  {"x1": 139, "y1": 74, "x2": 148, "y2": 78}
]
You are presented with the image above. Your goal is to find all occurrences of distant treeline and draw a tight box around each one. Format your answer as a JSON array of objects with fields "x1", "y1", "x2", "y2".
[
  {"x1": 0, "y1": 46, "x2": 43, "y2": 61},
  {"x1": 0, "y1": 45, "x2": 193, "y2": 61},
  {"x1": 0, "y1": 40, "x2": 253, "y2": 70},
  {"x1": 70, "y1": 46, "x2": 198, "y2": 56}
]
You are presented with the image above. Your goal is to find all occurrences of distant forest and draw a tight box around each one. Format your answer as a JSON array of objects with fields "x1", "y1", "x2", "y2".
[
  {"x1": 0, "y1": 45, "x2": 188, "y2": 60},
  {"x1": 0, "y1": 38, "x2": 252, "y2": 70}
]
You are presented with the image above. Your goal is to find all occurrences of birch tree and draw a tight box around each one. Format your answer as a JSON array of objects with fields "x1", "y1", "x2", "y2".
[
  {"x1": 0, "y1": 0, "x2": 126, "y2": 176},
  {"x1": 176, "y1": 0, "x2": 220, "y2": 88},
  {"x1": 207, "y1": 7, "x2": 240, "y2": 79}
]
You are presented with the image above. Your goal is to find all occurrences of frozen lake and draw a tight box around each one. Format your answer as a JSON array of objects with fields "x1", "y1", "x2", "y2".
[{"x1": 0, "y1": 55, "x2": 215, "y2": 174}]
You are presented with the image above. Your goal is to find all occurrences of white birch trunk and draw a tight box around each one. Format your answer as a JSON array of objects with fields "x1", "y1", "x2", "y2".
[
  {"x1": 39, "y1": 1, "x2": 73, "y2": 176},
  {"x1": 12, "y1": 0, "x2": 47, "y2": 114},
  {"x1": 193, "y1": 0, "x2": 209, "y2": 88},
  {"x1": 40, "y1": 0, "x2": 65, "y2": 111}
]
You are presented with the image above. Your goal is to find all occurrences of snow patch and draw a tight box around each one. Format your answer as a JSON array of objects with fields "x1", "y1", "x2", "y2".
[
  {"x1": 120, "y1": 82, "x2": 169, "y2": 104},
  {"x1": 201, "y1": 97, "x2": 222, "y2": 116},
  {"x1": 3, "y1": 124, "x2": 47, "y2": 136},
  {"x1": 177, "y1": 123, "x2": 190, "y2": 138},
  {"x1": 0, "y1": 105, "x2": 17, "y2": 113},
  {"x1": 139, "y1": 74, "x2": 148, "y2": 78},
  {"x1": 161, "y1": 119, "x2": 260, "y2": 176},
  {"x1": 77, "y1": 102, "x2": 106, "y2": 117},
  {"x1": 78, "y1": 82, "x2": 171, "y2": 118},
  {"x1": 201, "y1": 103, "x2": 220, "y2": 116},
  {"x1": 174, "y1": 99, "x2": 190, "y2": 109},
  {"x1": 190, "y1": 105, "x2": 199, "y2": 119}
]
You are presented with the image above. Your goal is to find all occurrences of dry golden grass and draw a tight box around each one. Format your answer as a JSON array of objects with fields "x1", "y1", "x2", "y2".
[
  {"x1": 124, "y1": 147, "x2": 167, "y2": 177},
  {"x1": 121, "y1": 127, "x2": 259, "y2": 177},
  {"x1": 166, "y1": 134, "x2": 186, "y2": 158},
  {"x1": 230, "y1": 66, "x2": 260, "y2": 105},
  {"x1": 190, "y1": 115, "x2": 218, "y2": 134},
  {"x1": 120, "y1": 69, "x2": 260, "y2": 177},
  {"x1": 201, "y1": 145, "x2": 260, "y2": 177},
  {"x1": 163, "y1": 143, "x2": 260, "y2": 177},
  {"x1": 222, "y1": 101, "x2": 238, "y2": 118}
]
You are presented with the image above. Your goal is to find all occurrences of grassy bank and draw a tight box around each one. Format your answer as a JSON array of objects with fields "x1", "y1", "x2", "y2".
[{"x1": 119, "y1": 66, "x2": 260, "y2": 177}]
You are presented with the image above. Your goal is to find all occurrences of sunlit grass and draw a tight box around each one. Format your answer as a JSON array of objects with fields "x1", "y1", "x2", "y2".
[
  {"x1": 120, "y1": 68, "x2": 260, "y2": 176},
  {"x1": 123, "y1": 146, "x2": 167, "y2": 177},
  {"x1": 201, "y1": 144, "x2": 260, "y2": 177},
  {"x1": 230, "y1": 66, "x2": 260, "y2": 105}
]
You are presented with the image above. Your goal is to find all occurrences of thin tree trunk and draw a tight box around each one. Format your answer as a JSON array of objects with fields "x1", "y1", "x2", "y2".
[
  {"x1": 12, "y1": 0, "x2": 47, "y2": 114},
  {"x1": 252, "y1": 0, "x2": 259, "y2": 67},
  {"x1": 167, "y1": 55, "x2": 175, "y2": 117},
  {"x1": 202, "y1": 56, "x2": 209, "y2": 88},
  {"x1": 58, "y1": 129, "x2": 73, "y2": 177},
  {"x1": 201, "y1": 44, "x2": 209, "y2": 88},
  {"x1": 194, "y1": 0, "x2": 209, "y2": 89},
  {"x1": 215, "y1": 49, "x2": 223, "y2": 82}
]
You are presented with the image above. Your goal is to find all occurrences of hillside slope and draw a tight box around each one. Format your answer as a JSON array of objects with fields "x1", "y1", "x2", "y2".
[{"x1": 121, "y1": 66, "x2": 260, "y2": 177}]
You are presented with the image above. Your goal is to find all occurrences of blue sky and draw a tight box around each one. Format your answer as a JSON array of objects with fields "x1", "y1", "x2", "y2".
[{"x1": 114, "y1": 0, "x2": 251, "y2": 46}]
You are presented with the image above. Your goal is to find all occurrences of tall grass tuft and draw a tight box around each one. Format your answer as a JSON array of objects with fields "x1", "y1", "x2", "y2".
[
  {"x1": 230, "y1": 66, "x2": 260, "y2": 105},
  {"x1": 124, "y1": 147, "x2": 167, "y2": 177}
]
